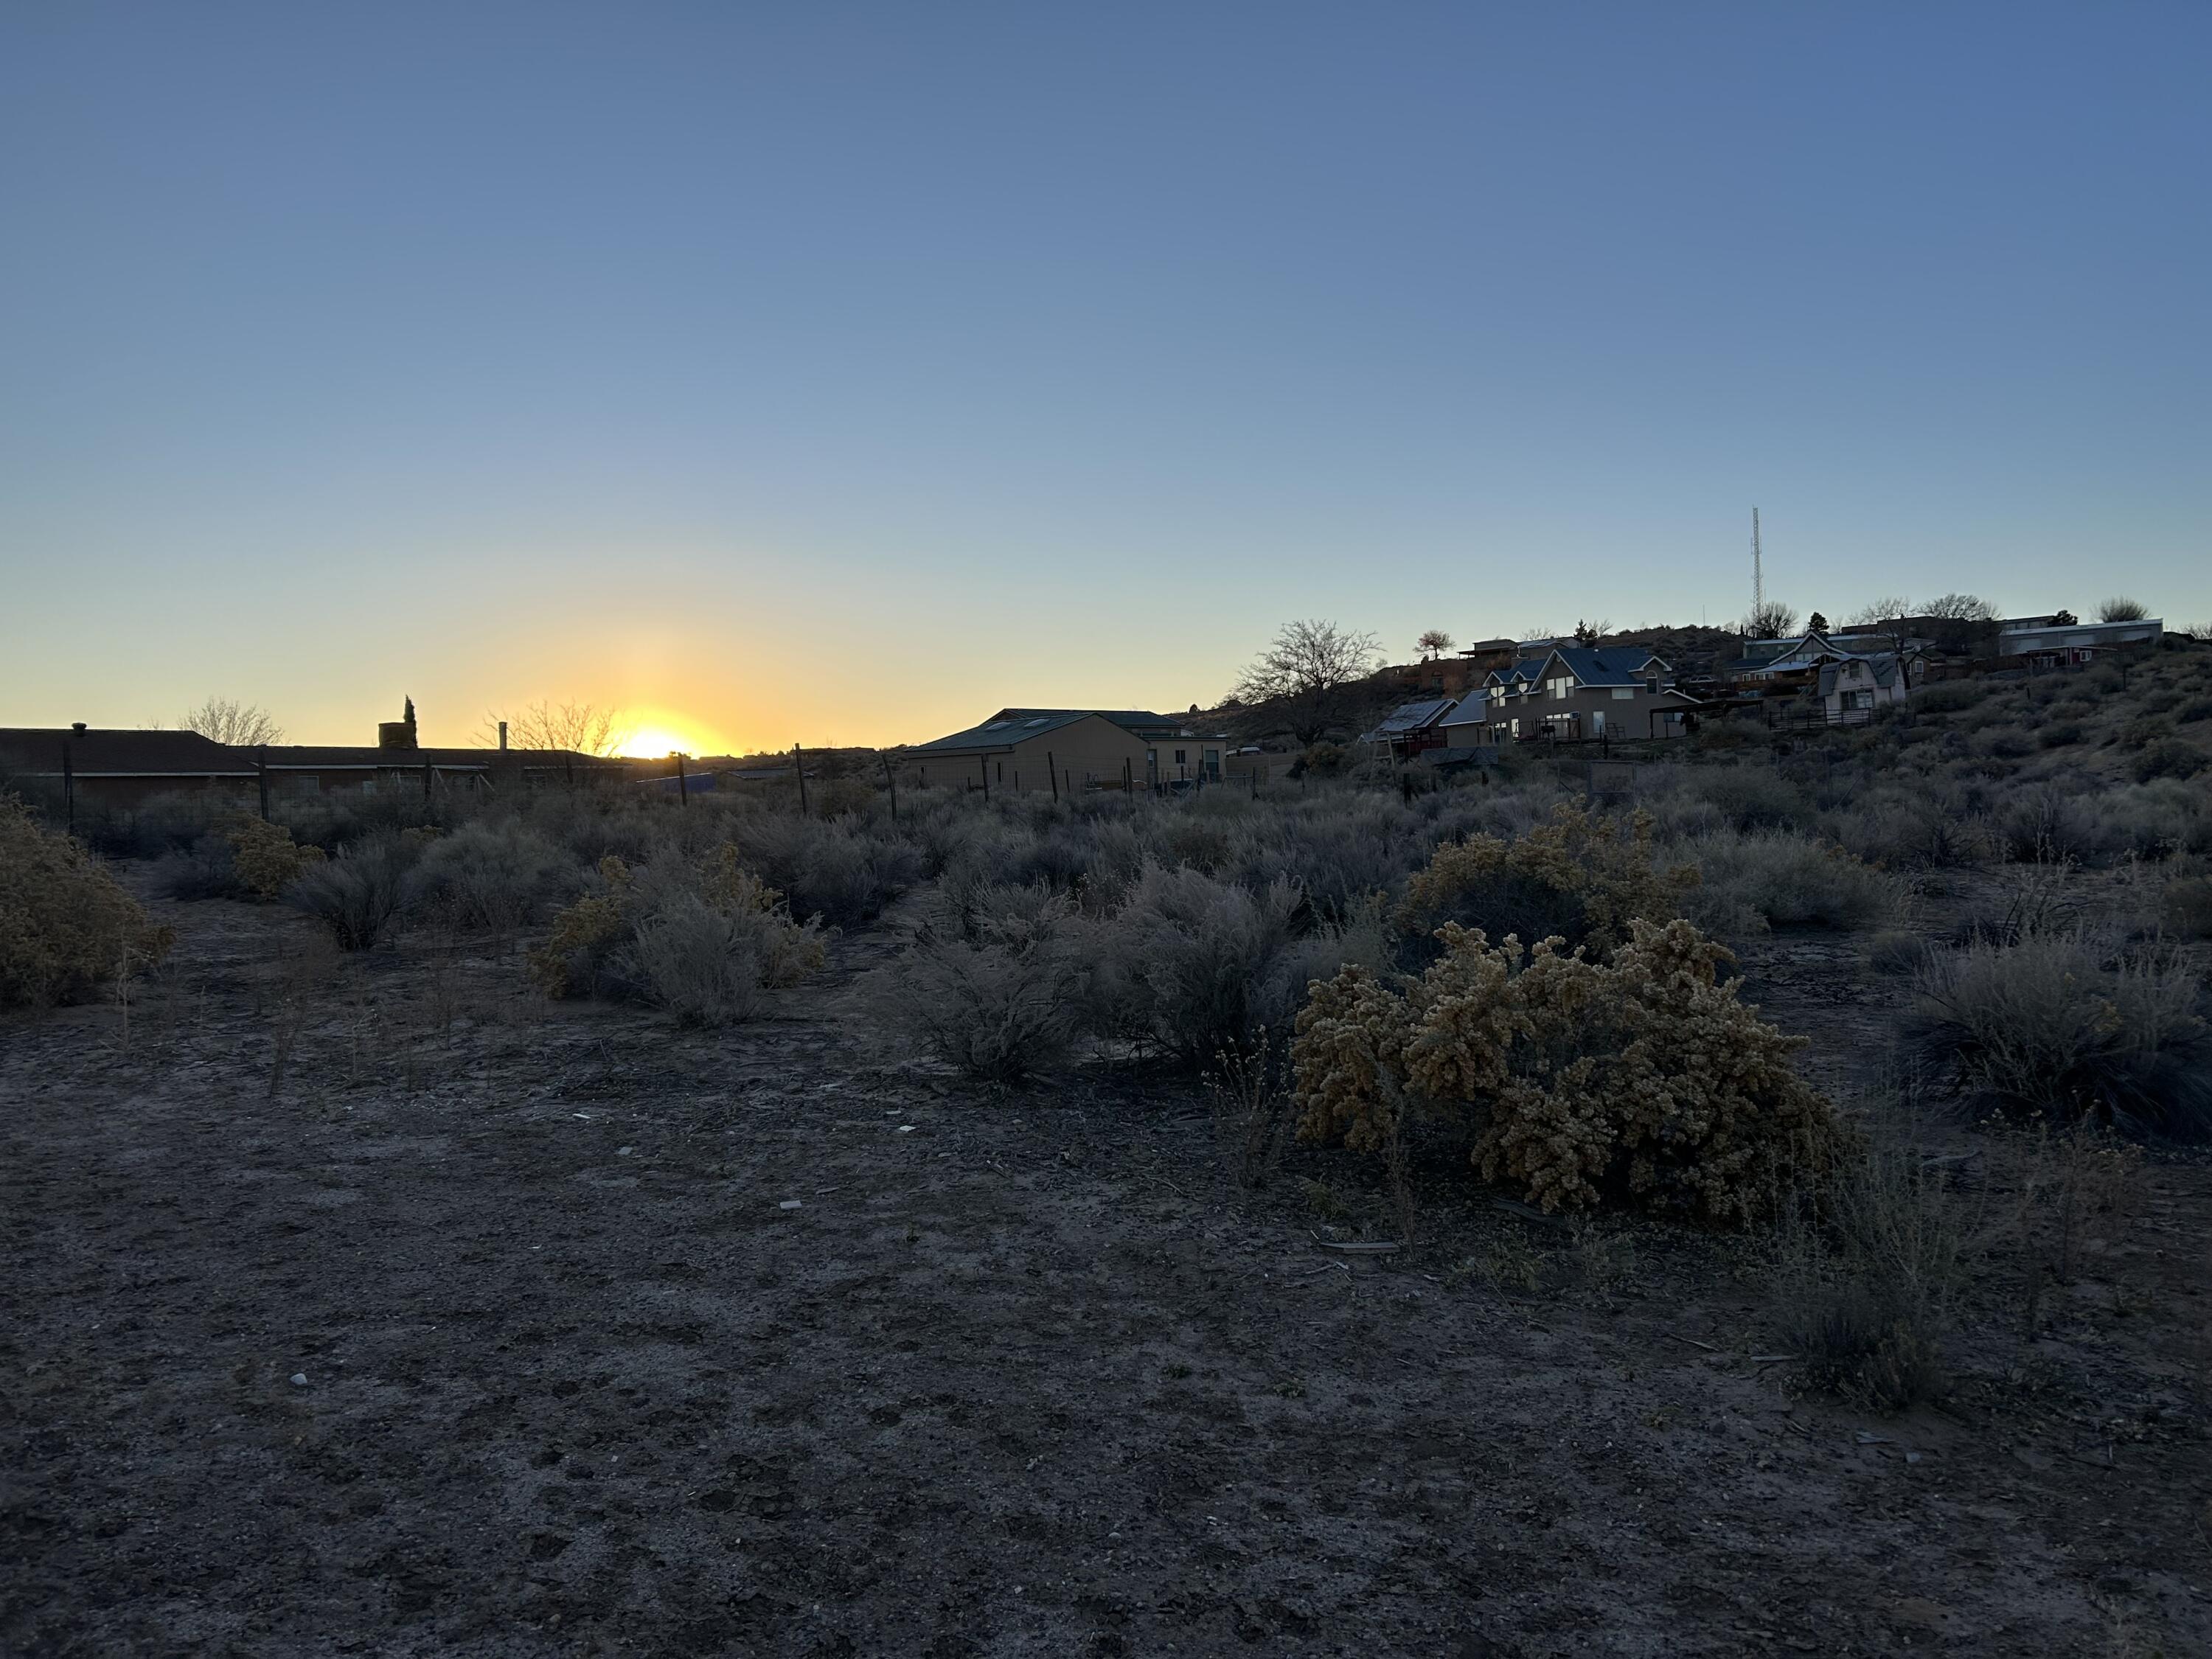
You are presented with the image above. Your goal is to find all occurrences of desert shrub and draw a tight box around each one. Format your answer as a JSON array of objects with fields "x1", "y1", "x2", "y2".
[
  {"x1": 1913, "y1": 681, "x2": 1993, "y2": 716},
  {"x1": 737, "y1": 815, "x2": 922, "y2": 927},
  {"x1": 810, "y1": 776, "x2": 878, "y2": 818},
  {"x1": 863, "y1": 882, "x2": 1093, "y2": 1080},
  {"x1": 1995, "y1": 785, "x2": 2112, "y2": 865},
  {"x1": 1861, "y1": 929, "x2": 1925, "y2": 973},
  {"x1": 285, "y1": 833, "x2": 422, "y2": 950},
  {"x1": 621, "y1": 866, "x2": 824, "y2": 1026},
  {"x1": 1298, "y1": 741, "x2": 1350, "y2": 779},
  {"x1": 223, "y1": 815, "x2": 326, "y2": 898},
  {"x1": 1293, "y1": 918, "x2": 1850, "y2": 1222},
  {"x1": 408, "y1": 818, "x2": 573, "y2": 930},
  {"x1": 2166, "y1": 875, "x2": 2212, "y2": 939},
  {"x1": 627, "y1": 897, "x2": 772, "y2": 1024},
  {"x1": 1828, "y1": 786, "x2": 1989, "y2": 869},
  {"x1": 1396, "y1": 803, "x2": 1696, "y2": 956},
  {"x1": 1237, "y1": 797, "x2": 1424, "y2": 921},
  {"x1": 529, "y1": 847, "x2": 824, "y2": 1018},
  {"x1": 1686, "y1": 830, "x2": 1907, "y2": 934},
  {"x1": 1688, "y1": 766, "x2": 1812, "y2": 831},
  {"x1": 75, "y1": 790, "x2": 226, "y2": 860},
  {"x1": 527, "y1": 857, "x2": 635, "y2": 995},
  {"x1": 1096, "y1": 863, "x2": 1305, "y2": 1066},
  {"x1": 2035, "y1": 720, "x2": 2085, "y2": 750},
  {"x1": 2095, "y1": 779, "x2": 2212, "y2": 860},
  {"x1": 1769, "y1": 1145, "x2": 1963, "y2": 1409},
  {"x1": 1907, "y1": 931, "x2": 2212, "y2": 1140},
  {"x1": 150, "y1": 834, "x2": 247, "y2": 900},
  {"x1": 2132, "y1": 737, "x2": 2207, "y2": 783},
  {"x1": 0, "y1": 795, "x2": 175, "y2": 1007}
]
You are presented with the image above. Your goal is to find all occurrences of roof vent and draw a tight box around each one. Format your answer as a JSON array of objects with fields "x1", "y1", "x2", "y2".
[{"x1": 72, "y1": 722, "x2": 87, "y2": 732}]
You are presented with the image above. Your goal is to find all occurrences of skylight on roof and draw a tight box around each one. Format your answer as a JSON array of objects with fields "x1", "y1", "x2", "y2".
[{"x1": 1026, "y1": 717, "x2": 1051, "y2": 726}]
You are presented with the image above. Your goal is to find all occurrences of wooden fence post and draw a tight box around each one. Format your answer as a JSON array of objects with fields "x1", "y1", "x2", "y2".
[
  {"x1": 62, "y1": 738, "x2": 74, "y2": 832},
  {"x1": 794, "y1": 745, "x2": 809, "y2": 815},
  {"x1": 675, "y1": 751, "x2": 689, "y2": 807},
  {"x1": 1047, "y1": 751, "x2": 1058, "y2": 803},
  {"x1": 881, "y1": 751, "x2": 899, "y2": 827},
  {"x1": 979, "y1": 756, "x2": 990, "y2": 801},
  {"x1": 258, "y1": 744, "x2": 271, "y2": 821}
]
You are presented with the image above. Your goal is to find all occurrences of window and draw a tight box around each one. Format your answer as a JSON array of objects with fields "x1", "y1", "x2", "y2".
[
  {"x1": 1611, "y1": 687, "x2": 1632, "y2": 700},
  {"x1": 1175, "y1": 749, "x2": 1186, "y2": 765}
]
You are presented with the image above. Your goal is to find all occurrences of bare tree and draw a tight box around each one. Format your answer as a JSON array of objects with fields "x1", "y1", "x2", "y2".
[
  {"x1": 1231, "y1": 619, "x2": 1382, "y2": 743},
  {"x1": 1923, "y1": 592, "x2": 1998, "y2": 622},
  {"x1": 480, "y1": 700, "x2": 631, "y2": 756},
  {"x1": 1745, "y1": 601, "x2": 1799, "y2": 639},
  {"x1": 1415, "y1": 628, "x2": 1455, "y2": 661},
  {"x1": 1847, "y1": 597, "x2": 1913, "y2": 628},
  {"x1": 179, "y1": 697, "x2": 284, "y2": 747},
  {"x1": 2098, "y1": 597, "x2": 2149, "y2": 622},
  {"x1": 1572, "y1": 618, "x2": 1611, "y2": 647}
]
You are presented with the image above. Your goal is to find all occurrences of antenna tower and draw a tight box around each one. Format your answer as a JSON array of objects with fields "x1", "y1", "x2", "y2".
[{"x1": 1751, "y1": 507, "x2": 1764, "y2": 619}]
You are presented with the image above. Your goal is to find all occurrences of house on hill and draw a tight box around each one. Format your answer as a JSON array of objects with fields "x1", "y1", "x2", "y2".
[
  {"x1": 1818, "y1": 655, "x2": 1910, "y2": 723},
  {"x1": 1438, "y1": 645, "x2": 1695, "y2": 745},
  {"x1": 1359, "y1": 699, "x2": 1459, "y2": 763},
  {"x1": 904, "y1": 708, "x2": 1230, "y2": 793},
  {"x1": 1999, "y1": 616, "x2": 2163, "y2": 667}
]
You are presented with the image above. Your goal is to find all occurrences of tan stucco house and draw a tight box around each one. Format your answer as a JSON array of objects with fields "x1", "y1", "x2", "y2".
[{"x1": 905, "y1": 709, "x2": 1231, "y2": 793}]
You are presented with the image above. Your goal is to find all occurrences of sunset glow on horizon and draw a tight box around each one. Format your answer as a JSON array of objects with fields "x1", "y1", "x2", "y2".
[{"x1": 4, "y1": 9, "x2": 2207, "y2": 747}]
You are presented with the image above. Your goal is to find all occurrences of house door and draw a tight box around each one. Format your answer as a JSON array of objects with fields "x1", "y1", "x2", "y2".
[{"x1": 1592, "y1": 710, "x2": 1605, "y2": 738}]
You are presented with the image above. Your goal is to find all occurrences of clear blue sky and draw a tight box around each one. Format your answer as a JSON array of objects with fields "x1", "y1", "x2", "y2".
[{"x1": 4, "y1": 3, "x2": 2206, "y2": 747}]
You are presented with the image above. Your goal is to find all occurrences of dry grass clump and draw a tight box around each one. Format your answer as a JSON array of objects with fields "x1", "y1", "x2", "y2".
[
  {"x1": 1685, "y1": 829, "x2": 1908, "y2": 935},
  {"x1": 529, "y1": 847, "x2": 824, "y2": 1023},
  {"x1": 2132, "y1": 736, "x2": 2208, "y2": 783},
  {"x1": 733, "y1": 815, "x2": 923, "y2": 928},
  {"x1": 1095, "y1": 863, "x2": 1304, "y2": 1066},
  {"x1": 1907, "y1": 929, "x2": 2211, "y2": 1140},
  {"x1": 2165, "y1": 874, "x2": 2212, "y2": 939},
  {"x1": 0, "y1": 794, "x2": 175, "y2": 1007},
  {"x1": 1396, "y1": 803, "x2": 1696, "y2": 956},
  {"x1": 1293, "y1": 917, "x2": 1850, "y2": 1222},
  {"x1": 285, "y1": 833, "x2": 424, "y2": 950},
  {"x1": 408, "y1": 818, "x2": 572, "y2": 931},
  {"x1": 860, "y1": 882, "x2": 1095, "y2": 1081},
  {"x1": 1769, "y1": 1142, "x2": 1965, "y2": 1410}
]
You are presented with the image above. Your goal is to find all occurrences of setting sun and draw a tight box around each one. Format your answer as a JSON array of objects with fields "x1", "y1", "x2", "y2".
[{"x1": 617, "y1": 722, "x2": 722, "y2": 759}]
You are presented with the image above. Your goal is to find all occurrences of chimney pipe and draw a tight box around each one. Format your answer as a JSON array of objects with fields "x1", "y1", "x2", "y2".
[
  {"x1": 72, "y1": 722, "x2": 86, "y2": 732},
  {"x1": 498, "y1": 720, "x2": 508, "y2": 751}
]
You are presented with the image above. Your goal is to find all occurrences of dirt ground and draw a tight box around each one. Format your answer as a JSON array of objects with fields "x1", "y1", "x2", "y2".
[{"x1": 4, "y1": 890, "x2": 2209, "y2": 1657}]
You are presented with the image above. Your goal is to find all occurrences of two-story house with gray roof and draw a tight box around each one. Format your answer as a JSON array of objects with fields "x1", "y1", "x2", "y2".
[{"x1": 1436, "y1": 645, "x2": 1697, "y2": 745}]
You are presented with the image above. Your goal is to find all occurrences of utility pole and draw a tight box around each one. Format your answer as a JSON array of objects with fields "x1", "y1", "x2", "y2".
[{"x1": 1752, "y1": 507, "x2": 1764, "y2": 621}]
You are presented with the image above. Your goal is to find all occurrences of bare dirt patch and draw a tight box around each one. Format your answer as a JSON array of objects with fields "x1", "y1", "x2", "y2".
[{"x1": 4, "y1": 894, "x2": 2208, "y2": 1656}]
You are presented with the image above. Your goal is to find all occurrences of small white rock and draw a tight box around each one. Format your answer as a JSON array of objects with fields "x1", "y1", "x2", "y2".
[
  {"x1": 897, "y1": 1125, "x2": 917, "y2": 1134},
  {"x1": 289, "y1": 1373, "x2": 309, "y2": 1388},
  {"x1": 779, "y1": 1200, "x2": 803, "y2": 1210}
]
